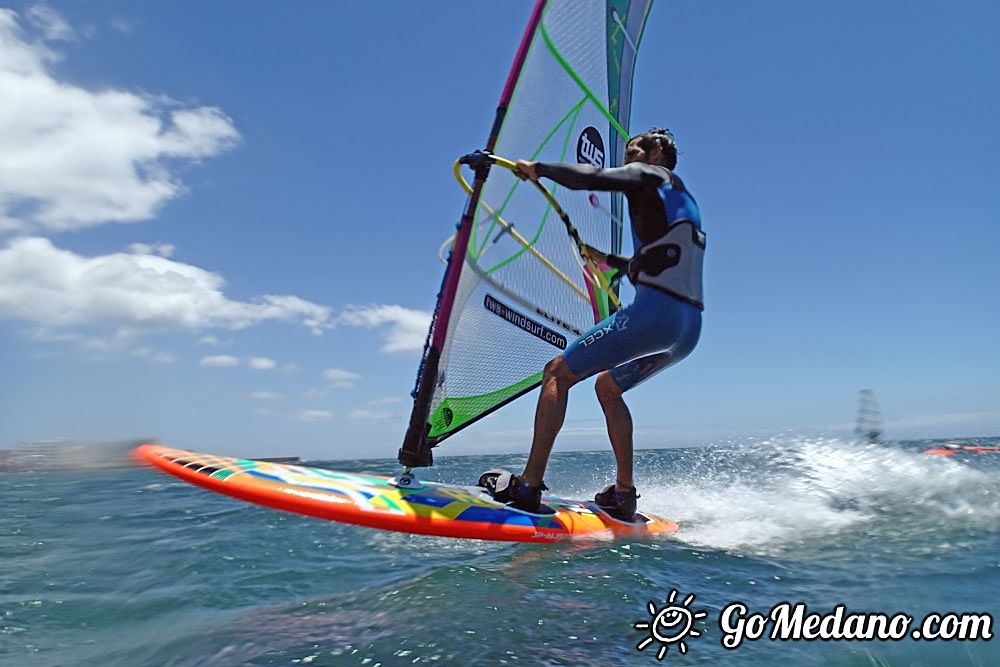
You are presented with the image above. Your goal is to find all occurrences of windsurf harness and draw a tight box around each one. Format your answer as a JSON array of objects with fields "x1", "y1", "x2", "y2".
[{"x1": 534, "y1": 161, "x2": 705, "y2": 309}]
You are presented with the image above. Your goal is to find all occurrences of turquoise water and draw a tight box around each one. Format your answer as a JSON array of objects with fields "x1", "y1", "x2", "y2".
[{"x1": 3, "y1": 438, "x2": 998, "y2": 666}]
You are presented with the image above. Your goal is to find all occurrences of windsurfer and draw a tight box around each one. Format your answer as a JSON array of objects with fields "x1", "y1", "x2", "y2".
[{"x1": 486, "y1": 128, "x2": 705, "y2": 521}]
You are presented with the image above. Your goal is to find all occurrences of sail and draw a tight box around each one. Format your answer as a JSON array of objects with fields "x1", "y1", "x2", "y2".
[
  {"x1": 400, "y1": 0, "x2": 653, "y2": 466},
  {"x1": 855, "y1": 389, "x2": 883, "y2": 444}
]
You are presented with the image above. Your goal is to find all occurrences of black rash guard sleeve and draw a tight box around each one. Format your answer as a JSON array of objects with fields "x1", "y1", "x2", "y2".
[
  {"x1": 534, "y1": 162, "x2": 673, "y2": 247},
  {"x1": 535, "y1": 161, "x2": 665, "y2": 192}
]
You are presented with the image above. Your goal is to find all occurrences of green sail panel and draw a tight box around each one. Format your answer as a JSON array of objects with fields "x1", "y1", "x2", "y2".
[{"x1": 428, "y1": 372, "x2": 543, "y2": 439}]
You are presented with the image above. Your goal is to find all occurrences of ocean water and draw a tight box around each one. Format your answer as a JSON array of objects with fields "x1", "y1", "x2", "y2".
[{"x1": 3, "y1": 437, "x2": 998, "y2": 666}]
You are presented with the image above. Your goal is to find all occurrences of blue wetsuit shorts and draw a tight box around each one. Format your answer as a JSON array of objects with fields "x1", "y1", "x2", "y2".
[{"x1": 562, "y1": 285, "x2": 701, "y2": 392}]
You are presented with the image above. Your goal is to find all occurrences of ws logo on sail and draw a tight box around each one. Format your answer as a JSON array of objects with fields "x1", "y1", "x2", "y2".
[{"x1": 577, "y1": 126, "x2": 605, "y2": 168}]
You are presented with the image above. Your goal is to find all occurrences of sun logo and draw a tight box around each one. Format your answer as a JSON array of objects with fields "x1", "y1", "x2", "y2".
[{"x1": 634, "y1": 589, "x2": 708, "y2": 660}]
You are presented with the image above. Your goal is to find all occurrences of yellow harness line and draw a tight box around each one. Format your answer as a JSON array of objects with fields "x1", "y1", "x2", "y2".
[{"x1": 453, "y1": 155, "x2": 621, "y2": 310}]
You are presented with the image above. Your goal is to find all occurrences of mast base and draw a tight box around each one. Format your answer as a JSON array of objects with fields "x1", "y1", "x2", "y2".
[
  {"x1": 389, "y1": 467, "x2": 426, "y2": 490},
  {"x1": 397, "y1": 445, "x2": 433, "y2": 469}
]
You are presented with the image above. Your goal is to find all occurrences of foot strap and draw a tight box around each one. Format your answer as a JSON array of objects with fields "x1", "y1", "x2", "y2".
[{"x1": 477, "y1": 469, "x2": 547, "y2": 502}]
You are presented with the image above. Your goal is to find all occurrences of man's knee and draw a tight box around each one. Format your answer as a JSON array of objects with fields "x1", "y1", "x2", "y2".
[
  {"x1": 595, "y1": 371, "x2": 624, "y2": 403},
  {"x1": 544, "y1": 355, "x2": 579, "y2": 389}
]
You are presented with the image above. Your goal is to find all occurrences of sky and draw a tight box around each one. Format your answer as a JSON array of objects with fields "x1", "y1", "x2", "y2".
[{"x1": 1, "y1": 1, "x2": 998, "y2": 460}]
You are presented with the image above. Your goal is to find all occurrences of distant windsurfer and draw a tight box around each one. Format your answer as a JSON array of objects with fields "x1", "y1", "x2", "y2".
[{"x1": 485, "y1": 129, "x2": 705, "y2": 521}]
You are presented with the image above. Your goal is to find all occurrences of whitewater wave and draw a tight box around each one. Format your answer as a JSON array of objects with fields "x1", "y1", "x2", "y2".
[{"x1": 634, "y1": 438, "x2": 1000, "y2": 557}]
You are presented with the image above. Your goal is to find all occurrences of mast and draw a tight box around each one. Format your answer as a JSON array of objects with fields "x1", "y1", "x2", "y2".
[{"x1": 398, "y1": 1, "x2": 547, "y2": 469}]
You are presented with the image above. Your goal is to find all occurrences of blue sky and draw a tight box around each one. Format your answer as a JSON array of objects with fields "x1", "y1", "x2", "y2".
[{"x1": 1, "y1": 2, "x2": 998, "y2": 460}]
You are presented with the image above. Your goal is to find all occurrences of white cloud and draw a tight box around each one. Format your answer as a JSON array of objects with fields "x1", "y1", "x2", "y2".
[
  {"x1": 302, "y1": 388, "x2": 329, "y2": 399},
  {"x1": 247, "y1": 356, "x2": 277, "y2": 370},
  {"x1": 294, "y1": 409, "x2": 332, "y2": 423},
  {"x1": 131, "y1": 346, "x2": 175, "y2": 364},
  {"x1": 200, "y1": 355, "x2": 239, "y2": 367},
  {"x1": 0, "y1": 215, "x2": 22, "y2": 233},
  {"x1": 336, "y1": 304, "x2": 430, "y2": 354},
  {"x1": 322, "y1": 368, "x2": 361, "y2": 389},
  {"x1": 0, "y1": 237, "x2": 334, "y2": 334},
  {"x1": 129, "y1": 242, "x2": 174, "y2": 258},
  {"x1": 366, "y1": 396, "x2": 408, "y2": 407},
  {"x1": 108, "y1": 17, "x2": 136, "y2": 35},
  {"x1": 25, "y1": 326, "x2": 81, "y2": 343},
  {"x1": 346, "y1": 396, "x2": 409, "y2": 425},
  {"x1": 0, "y1": 8, "x2": 240, "y2": 233},
  {"x1": 30, "y1": 326, "x2": 173, "y2": 363},
  {"x1": 25, "y1": 4, "x2": 76, "y2": 42},
  {"x1": 347, "y1": 408, "x2": 397, "y2": 423},
  {"x1": 250, "y1": 391, "x2": 282, "y2": 400},
  {"x1": 198, "y1": 335, "x2": 221, "y2": 346}
]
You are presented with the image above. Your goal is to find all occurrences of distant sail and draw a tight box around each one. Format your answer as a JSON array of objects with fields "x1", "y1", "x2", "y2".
[
  {"x1": 855, "y1": 389, "x2": 883, "y2": 444},
  {"x1": 400, "y1": 0, "x2": 653, "y2": 467}
]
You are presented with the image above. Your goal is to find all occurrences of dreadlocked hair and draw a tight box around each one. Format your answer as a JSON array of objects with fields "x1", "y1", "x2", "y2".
[{"x1": 633, "y1": 127, "x2": 677, "y2": 169}]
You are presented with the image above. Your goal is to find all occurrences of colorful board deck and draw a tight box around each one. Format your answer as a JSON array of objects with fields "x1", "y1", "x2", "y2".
[{"x1": 134, "y1": 444, "x2": 677, "y2": 543}]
